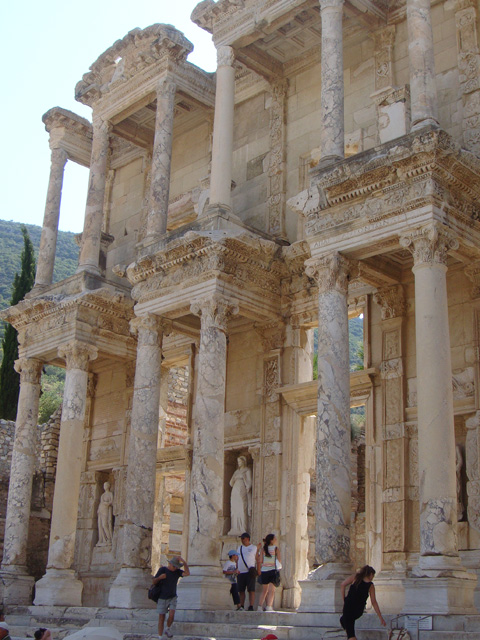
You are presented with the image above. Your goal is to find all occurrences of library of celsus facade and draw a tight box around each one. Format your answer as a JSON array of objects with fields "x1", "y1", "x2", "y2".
[{"x1": 2, "y1": 0, "x2": 480, "y2": 617}]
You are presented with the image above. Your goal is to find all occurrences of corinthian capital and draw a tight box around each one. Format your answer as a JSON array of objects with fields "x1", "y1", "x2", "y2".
[
  {"x1": 319, "y1": 0, "x2": 344, "y2": 10},
  {"x1": 217, "y1": 45, "x2": 235, "y2": 67},
  {"x1": 191, "y1": 295, "x2": 239, "y2": 332},
  {"x1": 58, "y1": 341, "x2": 98, "y2": 371},
  {"x1": 305, "y1": 252, "x2": 352, "y2": 295},
  {"x1": 157, "y1": 77, "x2": 177, "y2": 98},
  {"x1": 92, "y1": 116, "x2": 112, "y2": 138},
  {"x1": 14, "y1": 358, "x2": 43, "y2": 384},
  {"x1": 130, "y1": 314, "x2": 172, "y2": 344},
  {"x1": 399, "y1": 222, "x2": 459, "y2": 267}
]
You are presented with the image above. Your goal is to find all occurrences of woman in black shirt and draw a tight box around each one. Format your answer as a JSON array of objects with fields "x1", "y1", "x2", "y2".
[{"x1": 340, "y1": 565, "x2": 386, "y2": 639}]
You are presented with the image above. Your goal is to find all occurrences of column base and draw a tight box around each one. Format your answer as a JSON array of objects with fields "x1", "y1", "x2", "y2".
[
  {"x1": 0, "y1": 566, "x2": 34, "y2": 606},
  {"x1": 177, "y1": 566, "x2": 232, "y2": 610},
  {"x1": 298, "y1": 563, "x2": 352, "y2": 612},
  {"x1": 34, "y1": 568, "x2": 83, "y2": 606},
  {"x1": 108, "y1": 567, "x2": 154, "y2": 608},
  {"x1": 403, "y1": 574, "x2": 478, "y2": 614}
]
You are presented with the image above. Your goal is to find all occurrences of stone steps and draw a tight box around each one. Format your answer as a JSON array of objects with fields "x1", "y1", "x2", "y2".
[{"x1": 6, "y1": 607, "x2": 480, "y2": 640}]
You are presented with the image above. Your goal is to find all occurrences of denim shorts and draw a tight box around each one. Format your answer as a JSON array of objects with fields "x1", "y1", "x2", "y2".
[{"x1": 157, "y1": 596, "x2": 178, "y2": 613}]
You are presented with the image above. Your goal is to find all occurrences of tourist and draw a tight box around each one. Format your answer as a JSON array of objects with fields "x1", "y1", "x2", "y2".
[
  {"x1": 0, "y1": 609, "x2": 10, "y2": 640},
  {"x1": 236, "y1": 532, "x2": 257, "y2": 610},
  {"x1": 152, "y1": 556, "x2": 190, "y2": 638},
  {"x1": 223, "y1": 550, "x2": 241, "y2": 609},
  {"x1": 34, "y1": 630, "x2": 51, "y2": 640},
  {"x1": 256, "y1": 534, "x2": 281, "y2": 611},
  {"x1": 339, "y1": 565, "x2": 386, "y2": 640}
]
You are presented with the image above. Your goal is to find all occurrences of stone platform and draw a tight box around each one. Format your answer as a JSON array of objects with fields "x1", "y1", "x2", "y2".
[{"x1": 5, "y1": 606, "x2": 480, "y2": 640}]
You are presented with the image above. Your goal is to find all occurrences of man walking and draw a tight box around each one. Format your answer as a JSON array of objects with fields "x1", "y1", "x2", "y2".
[{"x1": 236, "y1": 532, "x2": 257, "y2": 611}]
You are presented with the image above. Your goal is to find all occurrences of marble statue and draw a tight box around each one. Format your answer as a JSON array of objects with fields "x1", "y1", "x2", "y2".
[
  {"x1": 97, "y1": 481, "x2": 114, "y2": 546},
  {"x1": 228, "y1": 456, "x2": 252, "y2": 535}
]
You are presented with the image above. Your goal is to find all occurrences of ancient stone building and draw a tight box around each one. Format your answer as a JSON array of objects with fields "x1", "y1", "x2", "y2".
[{"x1": 2, "y1": 0, "x2": 480, "y2": 619}]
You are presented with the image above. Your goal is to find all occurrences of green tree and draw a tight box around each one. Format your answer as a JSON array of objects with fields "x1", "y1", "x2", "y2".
[{"x1": 0, "y1": 226, "x2": 36, "y2": 419}]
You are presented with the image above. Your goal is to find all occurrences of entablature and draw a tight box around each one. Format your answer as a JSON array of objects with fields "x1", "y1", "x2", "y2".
[{"x1": 42, "y1": 107, "x2": 92, "y2": 167}]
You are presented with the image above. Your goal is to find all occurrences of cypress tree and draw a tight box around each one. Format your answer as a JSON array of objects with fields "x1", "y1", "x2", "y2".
[{"x1": 0, "y1": 226, "x2": 36, "y2": 419}]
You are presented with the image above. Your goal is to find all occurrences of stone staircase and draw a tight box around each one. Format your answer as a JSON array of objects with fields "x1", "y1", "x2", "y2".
[{"x1": 5, "y1": 606, "x2": 480, "y2": 640}]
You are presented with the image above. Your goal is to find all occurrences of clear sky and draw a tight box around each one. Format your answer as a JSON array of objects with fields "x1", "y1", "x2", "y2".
[{"x1": 1, "y1": 1, "x2": 216, "y2": 234}]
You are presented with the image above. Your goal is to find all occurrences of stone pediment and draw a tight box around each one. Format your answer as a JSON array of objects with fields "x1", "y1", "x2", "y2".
[{"x1": 75, "y1": 24, "x2": 194, "y2": 107}]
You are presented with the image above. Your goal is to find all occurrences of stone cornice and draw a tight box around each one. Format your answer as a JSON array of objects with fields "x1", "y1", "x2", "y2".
[
  {"x1": 42, "y1": 107, "x2": 93, "y2": 166},
  {"x1": 42, "y1": 107, "x2": 92, "y2": 137},
  {"x1": 289, "y1": 128, "x2": 480, "y2": 252}
]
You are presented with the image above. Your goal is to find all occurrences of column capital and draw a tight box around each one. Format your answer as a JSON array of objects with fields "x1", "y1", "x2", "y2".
[
  {"x1": 217, "y1": 45, "x2": 235, "y2": 67},
  {"x1": 156, "y1": 76, "x2": 177, "y2": 97},
  {"x1": 190, "y1": 295, "x2": 239, "y2": 332},
  {"x1": 58, "y1": 342, "x2": 98, "y2": 371},
  {"x1": 399, "y1": 222, "x2": 459, "y2": 267},
  {"x1": 49, "y1": 146, "x2": 68, "y2": 166},
  {"x1": 305, "y1": 252, "x2": 352, "y2": 295},
  {"x1": 92, "y1": 116, "x2": 112, "y2": 136},
  {"x1": 130, "y1": 314, "x2": 172, "y2": 341},
  {"x1": 14, "y1": 358, "x2": 43, "y2": 384},
  {"x1": 319, "y1": 0, "x2": 344, "y2": 9},
  {"x1": 373, "y1": 284, "x2": 407, "y2": 320}
]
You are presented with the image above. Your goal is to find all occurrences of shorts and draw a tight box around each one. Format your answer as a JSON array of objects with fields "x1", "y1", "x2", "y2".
[
  {"x1": 237, "y1": 571, "x2": 256, "y2": 593},
  {"x1": 157, "y1": 596, "x2": 178, "y2": 614},
  {"x1": 260, "y1": 570, "x2": 278, "y2": 585}
]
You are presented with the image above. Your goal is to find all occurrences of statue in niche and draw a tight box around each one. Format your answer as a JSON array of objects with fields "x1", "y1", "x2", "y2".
[
  {"x1": 456, "y1": 445, "x2": 464, "y2": 521},
  {"x1": 228, "y1": 456, "x2": 252, "y2": 536},
  {"x1": 97, "y1": 481, "x2": 114, "y2": 546}
]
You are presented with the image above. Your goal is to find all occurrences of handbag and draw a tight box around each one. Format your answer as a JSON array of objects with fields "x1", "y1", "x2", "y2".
[
  {"x1": 148, "y1": 568, "x2": 164, "y2": 602},
  {"x1": 273, "y1": 553, "x2": 281, "y2": 587}
]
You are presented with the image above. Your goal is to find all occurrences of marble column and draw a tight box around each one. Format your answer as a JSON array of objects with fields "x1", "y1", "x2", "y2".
[
  {"x1": 178, "y1": 295, "x2": 238, "y2": 609},
  {"x1": 319, "y1": 0, "x2": 345, "y2": 164},
  {"x1": 145, "y1": 78, "x2": 177, "y2": 239},
  {"x1": 34, "y1": 342, "x2": 97, "y2": 606},
  {"x1": 208, "y1": 46, "x2": 236, "y2": 211},
  {"x1": 77, "y1": 117, "x2": 111, "y2": 275},
  {"x1": 0, "y1": 358, "x2": 43, "y2": 605},
  {"x1": 406, "y1": 0, "x2": 439, "y2": 130},
  {"x1": 34, "y1": 147, "x2": 68, "y2": 288},
  {"x1": 299, "y1": 253, "x2": 353, "y2": 612},
  {"x1": 399, "y1": 223, "x2": 476, "y2": 613},
  {"x1": 109, "y1": 314, "x2": 168, "y2": 608}
]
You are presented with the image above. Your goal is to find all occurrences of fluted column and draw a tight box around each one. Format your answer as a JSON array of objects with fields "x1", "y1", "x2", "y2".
[
  {"x1": 320, "y1": 0, "x2": 345, "y2": 164},
  {"x1": 178, "y1": 295, "x2": 238, "y2": 609},
  {"x1": 34, "y1": 342, "x2": 97, "y2": 606},
  {"x1": 399, "y1": 223, "x2": 477, "y2": 612},
  {"x1": 145, "y1": 78, "x2": 177, "y2": 238},
  {"x1": 0, "y1": 358, "x2": 43, "y2": 605},
  {"x1": 34, "y1": 148, "x2": 68, "y2": 288},
  {"x1": 77, "y1": 117, "x2": 111, "y2": 275},
  {"x1": 406, "y1": 0, "x2": 439, "y2": 130},
  {"x1": 299, "y1": 253, "x2": 353, "y2": 612},
  {"x1": 208, "y1": 46, "x2": 235, "y2": 211},
  {"x1": 109, "y1": 314, "x2": 168, "y2": 608}
]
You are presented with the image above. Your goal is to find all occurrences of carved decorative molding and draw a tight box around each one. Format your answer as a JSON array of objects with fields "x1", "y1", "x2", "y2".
[{"x1": 374, "y1": 285, "x2": 407, "y2": 320}]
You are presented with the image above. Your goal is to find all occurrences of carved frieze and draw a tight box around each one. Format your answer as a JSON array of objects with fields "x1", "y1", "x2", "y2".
[{"x1": 374, "y1": 285, "x2": 407, "y2": 321}]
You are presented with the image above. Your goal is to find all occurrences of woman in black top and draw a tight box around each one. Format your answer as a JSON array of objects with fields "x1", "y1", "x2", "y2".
[{"x1": 340, "y1": 565, "x2": 386, "y2": 639}]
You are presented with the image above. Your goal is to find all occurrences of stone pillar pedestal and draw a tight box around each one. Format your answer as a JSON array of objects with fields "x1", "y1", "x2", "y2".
[
  {"x1": 34, "y1": 147, "x2": 68, "y2": 288},
  {"x1": 109, "y1": 315, "x2": 167, "y2": 608},
  {"x1": 319, "y1": 0, "x2": 345, "y2": 165},
  {"x1": 77, "y1": 117, "x2": 111, "y2": 275},
  {"x1": 145, "y1": 79, "x2": 177, "y2": 239},
  {"x1": 0, "y1": 358, "x2": 43, "y2": 605},
  {"x1": 177, "y1": 296, "x2": 237, "y2": 609},
  {"x1": 299, "y1": 253, "x2": 353, "y2": 612},
  {"x1": 34, "y1": 342, "x2": 97, "y2": 606},
  {"x1": 400, "y1": 223, "x2": 477, "y2": 613},
  {"x1": 208, "y1": 46, "x2": 235, "y2": 212},
  {"x1": 406, "y1": 0, "x2": 439, "y2": 130}
]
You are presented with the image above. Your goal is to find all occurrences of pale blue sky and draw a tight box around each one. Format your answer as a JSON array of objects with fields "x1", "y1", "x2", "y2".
[{"x1": 1, "y1": 1, "x2": 216, "y2": 234}]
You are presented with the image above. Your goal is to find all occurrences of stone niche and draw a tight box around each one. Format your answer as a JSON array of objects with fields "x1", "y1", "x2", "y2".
[{"x1": 222, "y1": 449, "x2": 253, "y2": 552}]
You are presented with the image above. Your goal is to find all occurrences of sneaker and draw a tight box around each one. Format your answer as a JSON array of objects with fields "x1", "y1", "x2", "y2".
[
  {"x1": 248, "y1": 605, "x2": 254, "y2": 611},
  {"x1": 165, "y1": 628, "x2": 173, "y2": 638},
  {"x1": 257, "y1": 606, "x2": 264, "y2": 611},
  {"x1": 238, "y1": 606, "x2": 244, "y2": 611},
  {"x1": 265, "y1": 605, "x2": 274, "y2": 611}
]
